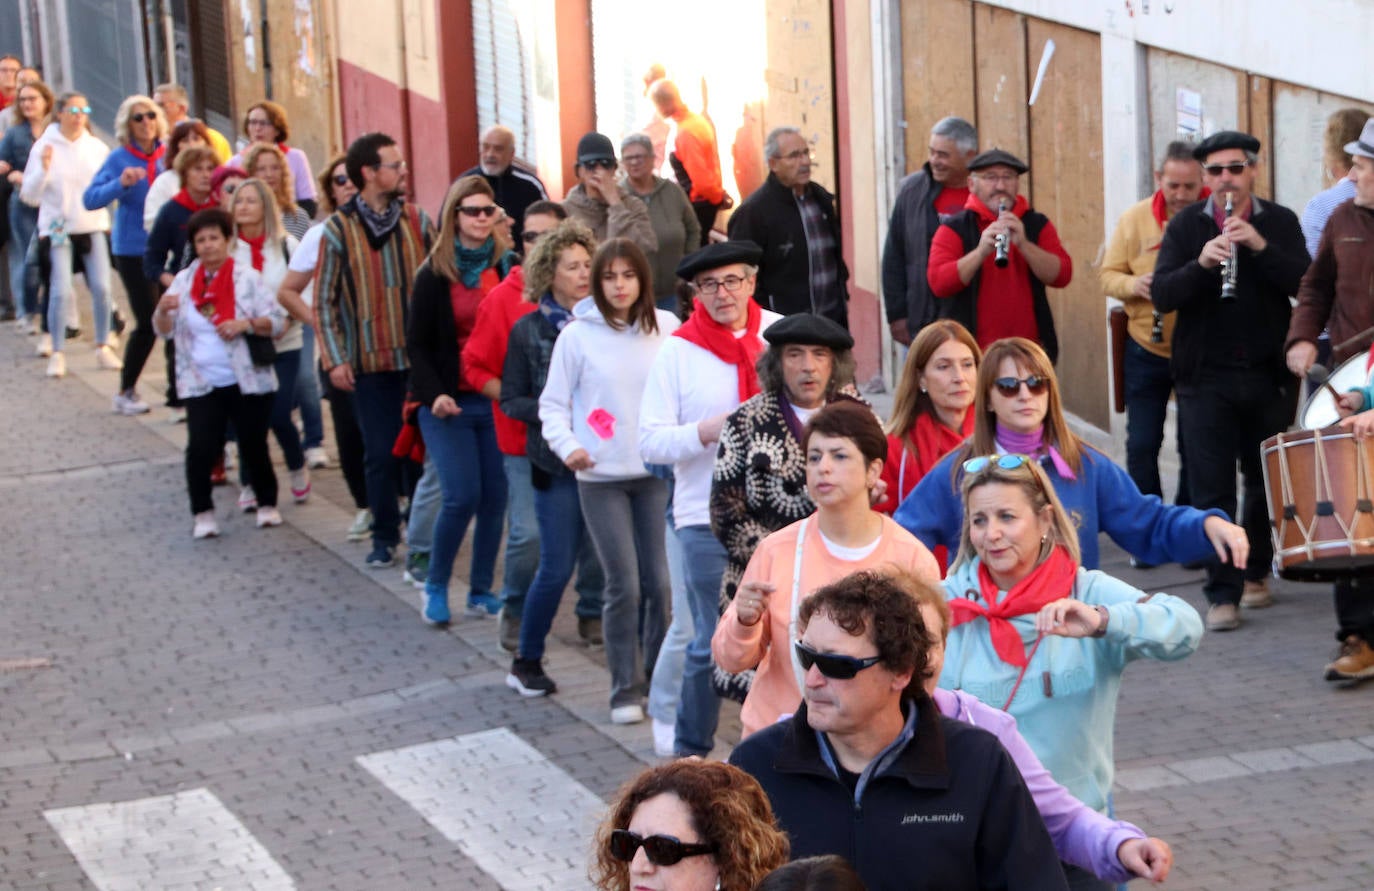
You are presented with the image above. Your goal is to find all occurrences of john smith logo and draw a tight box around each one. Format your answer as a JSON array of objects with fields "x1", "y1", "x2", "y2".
[{"x1": 901, "y1": 812, "x2": 965, "y2": 824}]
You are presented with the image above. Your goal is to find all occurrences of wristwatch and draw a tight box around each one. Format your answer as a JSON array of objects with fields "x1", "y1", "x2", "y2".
[{"x1": 1092, "y1": 605, "x2": 1109, "y2": 637}]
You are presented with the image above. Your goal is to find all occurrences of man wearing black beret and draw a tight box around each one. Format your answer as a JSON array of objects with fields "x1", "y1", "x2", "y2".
[{"x1": 1151, "y1": 130, "x2": 1310, "y2": 632}]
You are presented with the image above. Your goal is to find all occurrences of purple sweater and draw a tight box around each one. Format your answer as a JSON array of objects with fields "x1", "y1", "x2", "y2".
[{"x1": 933, "y1": 687, "x2": 1143, "y2": 883}]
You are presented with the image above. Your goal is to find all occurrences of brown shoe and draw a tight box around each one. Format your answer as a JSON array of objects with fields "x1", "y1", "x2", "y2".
[
  {"x1": 578, "y1": 615, "x2": 603, "y2": 648},
  {"x1": 1240, "y1": 579, "x2": 1274, "y2": 609},
  {"x1": 1325, "y1": 636, "x2": 1374, "y2": 681},
  {"x1": 1206, "y1": 603, "x2": 1241, "y2": 632}
]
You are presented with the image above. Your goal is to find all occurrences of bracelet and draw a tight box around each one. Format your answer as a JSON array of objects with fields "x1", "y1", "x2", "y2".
[{"x1": 1092, "y1": 605, "x2": 1109, "y2": 637}]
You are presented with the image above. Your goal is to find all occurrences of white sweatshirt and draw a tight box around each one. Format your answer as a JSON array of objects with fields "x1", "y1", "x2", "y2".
[
  {"x1": 20, "y1": 123, "x2": 111, "y2": 235},
  {"x1": 539, "y1": 298, "x2": 680, "y2": 482}
]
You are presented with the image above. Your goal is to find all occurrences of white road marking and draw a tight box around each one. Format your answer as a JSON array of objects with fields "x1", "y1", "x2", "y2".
[
  {"x1": 44, "y1": 787, "x2": 295, "y2": 890},
  {"x1": 358, "y1": 727, "x2": 604, "y2": 890}
]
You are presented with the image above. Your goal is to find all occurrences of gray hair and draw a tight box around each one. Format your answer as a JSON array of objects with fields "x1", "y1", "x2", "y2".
[
  {"x1": 756, "y1": 345, "x2": 856, "y2": 399},
  {"x1": 621, "y1": 133, "x2": 653, "y2": 156},
  {"x1": 931, "y1": 116, "x2": 977, "y2": 153},
  {"x1": 1159, "y1": 140, "x2": 1198, "y2": 171},
  {"x1": 764, "y1": 126, "x2": 803, "y2": 161}
]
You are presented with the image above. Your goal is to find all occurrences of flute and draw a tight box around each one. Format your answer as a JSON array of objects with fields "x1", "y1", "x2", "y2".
[
  {"x1": 994, "y1": 200, "x2": 1010, "y2": 268},
  {"x1": 1219, "y1": 193, "x2": 1238, "y2": 301}
]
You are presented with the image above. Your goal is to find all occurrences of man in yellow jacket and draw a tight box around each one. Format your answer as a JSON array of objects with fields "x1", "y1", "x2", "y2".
[{"x1": 1099, "y1": 141, "x2": 1205, "y2": 549}]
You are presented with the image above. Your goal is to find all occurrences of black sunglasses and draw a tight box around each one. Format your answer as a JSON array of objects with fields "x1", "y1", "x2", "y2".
[
  {"x1": 993, "y1": 375, "x2": 1048, "y2": 397},
  {"x1": 458, "y1": 205, "x2": 499, "y2": 218},
  {"x1": 582, "y1": 158, "x2": 616, "y2": 171},
  {"x1": 1203, "y1": 162, "x2": 1251, "y2": 176},
  {"x1": 332, "y1": 174, "x2": 350, "y2": 187},
  {"x1": 608, "y1": 829, "x2": 716, "y2": 867},
  {"x1": 521, "y1": 230, "x2": 545, "y2": 244},
  {"x1": 130, "y1": 111, "x2": 157, "y2": 124},
  {"x1": 794, "y1": 640, "x2": 883, "y2": 680}
]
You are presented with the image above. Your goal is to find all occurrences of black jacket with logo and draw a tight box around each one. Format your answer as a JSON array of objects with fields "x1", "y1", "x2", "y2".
[{"x1": 729, "y1": 696, "x2": 1068, "y2": 891}]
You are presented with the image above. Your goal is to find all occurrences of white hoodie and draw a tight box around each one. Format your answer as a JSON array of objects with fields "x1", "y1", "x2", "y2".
[
  {"x1": 20, "y1": 122, "x2": 111, "y2": 235},
  {"x1": 539, "y1": 298, "x2": 680, "y2": 482}
]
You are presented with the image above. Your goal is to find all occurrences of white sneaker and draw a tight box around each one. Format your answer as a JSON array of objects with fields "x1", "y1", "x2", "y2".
[
  {"x1": 290, "y1": 467, "x2": 311, "y2": 504},
  {"x1": 112, "y1": 390, "x2": 151, "y2": 415},
  {"x1": 95, "y1": 344, "x2": 123, "y2": 370},
  {"x1": 347, "y1": 508, "x2": 372, "y2": 541},
  {"x1": 255, "y1": 506, "x2": 283, "y2": 528},
  {"x1": 223, "y1": 442, "x2": 237, "y2": 471},
  {"x1": 36, "y1": 333, "x2": 52, "y2": 357},
  {"x1": 27, "y1": 315, "x2": 40, "y2": 336},
  {"x1": 652, "y1": 718, "x2": 676, "y2": 757},
  {"x1": 192, "y1": 511, "x2": 220, "y2": 539},
  {"x1": 45, "y1": 353, "x2": 66, "y2": 378},
  {"x1": 237, "y1": 486, "x2": 257, "y2": 512},
  {"x1": 304, "y1": 446, "x2": 330, "y2": 469},
  {"x1": 104, "y1": 331, "x2": 121, "y2": 351},
  {"x1": 611, "y1": 704, "x2": 646, "y2": 725}
]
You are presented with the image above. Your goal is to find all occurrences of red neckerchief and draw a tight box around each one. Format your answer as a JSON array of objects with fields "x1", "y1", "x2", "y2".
[
  {"x1": 949, "y1": 546, "x2": 1077, "y2": 667},
  {"x1": 966, "y1": 191, "x2": 1030, "y2": 224},
  {"x1": 1150, "y1": 186, "x2": 1211, "y2": 229},
  {"x1": 672, "y1": 298, "x2": 764, "y2": 402},
  {"x1": 903, "y1": 410, "x2": 973, "y2": 493},
  {"x1": 191, "y1": 258, "x2": 237, "y2": 325},
  {"x1": 1367, "y1": 343, "x2": 1374, "y2": 375},
  {"x1": 127, "y1": 141, "x2": 166, "y2": 182},
  {"x1": 277, "y1": 142, "x2": 291, "y2": 156},
  {"x1": 172, "y1": 189, "x2": 217, "y2": 213},
  {"x1": 241, "y1": 233, "x2": 267, "y2": 271}
]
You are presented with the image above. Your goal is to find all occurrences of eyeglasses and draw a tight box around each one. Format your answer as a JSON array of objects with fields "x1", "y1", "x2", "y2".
[
  {"x1": 608, "y1": 830, "x2": 717, "y2": 867},
  {"x1": 621, "y1": 153, "x2": 650, "y2": 164},
  {"x1": 962, "y1": 454, "x2": 1032, "y2": 474},
  {"x1": 332, "y1": 174, "x2": 350, "y2": 187},
  {"x1": 65, "y1": 105, "x2": 91, "y2": 115},
  {"x1": 375, "y1": 160, "x2": 406, "y2": 172},
  {"x1": 1203, "y1": 161, "x2": 1252, "y2": 177},
  {"x1": 780, "y1": 149, "x2": 814, "y2": 163},
  {"x1": 129, "y1": 111, "x2": 157, "y2": 124},
  {"x1": 458, "y1": 205, "x2": 499, "y2": 218},
  {"x1": 222, "y1": 182, "x2": 240, "y2": 195},
  {"x1": 581, "y1": 158, "x2": 616, "y2": 171},
  {"x1": 976, "y1": 172, "x2": 1019, "y2": 185},
  {"x1": 794, "y1": 640, "x2": 883, "y2": 680},
  {"x1": 993, "y1": 375, "x2": 1048, "y2": 397},
  {"x1": 246, "y1": 117, "x2": 273, "y2": 128},
  {"x1": 522, "y1": 229, "x2": 547, "y2": 244},
  {"x1": 694, "y1": 274, "x2": 749, "y2": 296},
  {"x1": 17, "y1": 95, "x2": 38, "y2": 103}
]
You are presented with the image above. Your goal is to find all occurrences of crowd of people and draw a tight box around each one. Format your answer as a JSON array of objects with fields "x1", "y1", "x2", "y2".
[{"x1": 4, "y1": 51, "x2": 1374, "y2": 886}]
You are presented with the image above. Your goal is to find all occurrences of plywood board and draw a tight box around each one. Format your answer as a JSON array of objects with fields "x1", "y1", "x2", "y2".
[
  {"x1": 1026, "y1": 17, "x2": 1107, "y2": 428},
  {"x1": 1272, "y1": 84, "x2": 1374, "y2": 212},
  {"x1": 764, "y1": 0, "x2": 836, "y2": 192},
  {"x1": 973, "y1": 4, "x2": 1028, "y2": 160},
  {"x1": 1145, "y1": 48, "x2": 1244, "y2": 163},
  {"x1": 1247, "y1": 75, "x2": 1273, "y2": 200},
  {"x1": 899, "y1": 0, "x2": 975, "y2": 173}
]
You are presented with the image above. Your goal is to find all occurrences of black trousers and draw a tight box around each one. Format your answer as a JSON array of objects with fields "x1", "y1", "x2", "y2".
[
  {"x1": 323, "y1": 367, "x2": 369, "y2": 509},
  {"x1": 185, "y1": 385, "x2": 276, "y2": 515},
  {"x1": 1176, "y1": 366, "x2": 1296, "y2": 605},
  {"x1": 1335, "y1": 577, "x2": 1374, "y2": 644},
  {"x1": 114, "y1": 255, "x2": 156, "y2": 393},
  {"x1": 691, "y1": 199, "x2": 722, "y2": 247}
]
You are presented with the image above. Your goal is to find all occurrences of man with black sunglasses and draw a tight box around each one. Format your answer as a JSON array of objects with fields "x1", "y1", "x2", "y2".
[
  {"x1": 730, "y1": 570, "x2": 1067, "y2": 891},
  {"x1": 1152, "y1": 130, "x2": 1308, "y2": 632},
  {"x1": 562, "y1": 131, "x2": 657, "y2": 256}
]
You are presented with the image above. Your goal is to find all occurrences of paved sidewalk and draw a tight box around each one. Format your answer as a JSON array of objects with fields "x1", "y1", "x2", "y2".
[{"x1": 1, "y1": 321, "x2": 1371, "y2": 889}]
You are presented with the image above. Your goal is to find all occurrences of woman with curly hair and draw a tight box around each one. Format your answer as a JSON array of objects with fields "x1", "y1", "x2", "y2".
[
  {"x1": 242, "y1": 142, "x2": 312, "y2": 239},
  {"x1": 590, "y1": 759, "x2": 789, "y2": 891}
]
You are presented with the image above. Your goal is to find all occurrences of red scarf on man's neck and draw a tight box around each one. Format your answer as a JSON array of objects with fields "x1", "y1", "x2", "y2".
[
  {"x1": 949, "y1": 546, "x2": 1076, "y2": 667},
  {"x1": 127, "y1": 141, "x2": 165, "y2": 182},
  {"x1": 191, "y1": 258, "x2": 236, "y2": 325},
  {"x1": 172, "y1": 189, "x2": 217, "y2": 213},
  {"x1": 672, "y1": 298, "x2": 764, "y2": 402},
  {"x1": 241, "y1": 233, "x2": 267, "y2": 271}
]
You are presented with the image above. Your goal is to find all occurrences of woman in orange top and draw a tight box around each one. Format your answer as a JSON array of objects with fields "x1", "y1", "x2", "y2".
[
  {"x1": 710, "y1": 400, "x2": 939, "y2": 739},
  {"x1": 877, "y1": 320, "x2": 981, "y2": 515}
]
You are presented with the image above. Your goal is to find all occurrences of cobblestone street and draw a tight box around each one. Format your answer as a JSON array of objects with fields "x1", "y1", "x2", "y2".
[{"x1": 1, "y1": 323, "x2": 1372, "y2": 890}]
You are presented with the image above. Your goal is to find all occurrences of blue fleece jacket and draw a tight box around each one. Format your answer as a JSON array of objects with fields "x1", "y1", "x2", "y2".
[
  {"x1": 83, "y1": 143, "x2": 160, "y2": 257},
  {"x1": 893, "y1": 445, "x2": 1226, "y2": 569},
  {"x1": 940, "y1": 558, "x2": 1203, "y2": 812}
]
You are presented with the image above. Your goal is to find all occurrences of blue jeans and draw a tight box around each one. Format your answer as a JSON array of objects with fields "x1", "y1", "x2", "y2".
[
  {"x1": 673, "y1": 524, "x2": 728, "y2": 756},
  {"x1": 351, "y1": 370, "x2": 409, "y2": 548},
  {"x1": 1123, "y1": 339, "x2": 1188, "y2": 504},
  {"x1": 296, "y1": 326, "x2": 325, "y2": 450},
  {"x1": 8, "y1": 203, "x2": 37, "y2": 316},
  {"x1": 407, "y1": 455, "x2": 441, "y2": 554},
  {"x1": 417, "y1": 396, "x2": 507, "y2": 592},
  {"x1": 48, "y1": 232, "x2": 112, "y2": 351},
  {"x1": 502, "y1": 453, "x2": 604, "y2": 618},
  {"x1": 517, "y1": 471, "x2": 594, "y2": 661},
  {"x1": 648, "y1": 504, "x2": 693, "y2": 726}
]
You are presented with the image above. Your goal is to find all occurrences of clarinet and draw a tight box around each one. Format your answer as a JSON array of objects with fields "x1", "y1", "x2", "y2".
[
  {"x1": 994, "y1": 199, "x2": 1010, "y2": 268},
  {"x1": 1219, "y1": 193, "x2": 1239, "y2": 301}
]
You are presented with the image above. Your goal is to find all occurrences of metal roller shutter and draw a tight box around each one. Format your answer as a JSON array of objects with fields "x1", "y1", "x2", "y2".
[{"x1": 471, "y1": 0, "x2": 535, "y2": 161}]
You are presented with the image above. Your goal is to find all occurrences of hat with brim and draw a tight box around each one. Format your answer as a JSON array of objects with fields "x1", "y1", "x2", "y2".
[
  {"x1": 968, "y1": 148, "x2": 1028, "y2": 174},
  {"x1": 1344, "y1": 118, "x2": 1374, "y2": 161},
  {"x1": 762, "y1": 313, "x2": 854, "y2": 350},
  {"x1": 1192, "y1": 130, "x2": 1261, "y2": 162},
  {"x1": 676, "y1": 240, "x2": 763, "y2": 281},
  {"x1": 576, "y1": 132, "x2": 617, "y2": 165}
]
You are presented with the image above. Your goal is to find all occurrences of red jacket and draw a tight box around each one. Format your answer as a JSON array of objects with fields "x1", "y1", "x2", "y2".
[{"x1": 462, "y1": 266, "x2": 536, "y2": 456}]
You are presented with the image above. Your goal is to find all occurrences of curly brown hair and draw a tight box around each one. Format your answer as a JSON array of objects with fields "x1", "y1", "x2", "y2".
[
  {"x1": 590, "y1": 760, "x2": 789, "y2": 891},
  {"x1": 522, "y1": 219, "x2": 597, "y2": 303},
  {"x1": 798, "y1": 569, "x2": 936, "y2": 695}
]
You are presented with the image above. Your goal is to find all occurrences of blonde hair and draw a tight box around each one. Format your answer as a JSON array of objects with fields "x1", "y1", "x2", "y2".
[
  {"x1": 427, "y1": 175, "x2": 513, "y2": 283},
  {"x1": 113, "y1": 94, "x2": 169, "y2": 145},
  {"x1": 243, "y1": 142, "x2": 297, "y2": 214},
  {"x1": 230, "y1": 178, "x2": 284, "y2": 244},
  {"x1": 951, "y1": 456, "x2": 1081, "y2": 571}
]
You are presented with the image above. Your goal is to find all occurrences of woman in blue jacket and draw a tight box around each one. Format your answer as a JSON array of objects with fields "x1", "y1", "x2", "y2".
[{"x1": 84, "y1": 94, "x2": 168, "y2": 415}]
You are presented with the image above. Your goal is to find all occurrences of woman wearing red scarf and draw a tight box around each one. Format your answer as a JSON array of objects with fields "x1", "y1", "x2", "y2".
[
  {"x1": 153, "y1": 208, "x2": 285, "y2": 539},
  {"x1": 939, "y1": 455, "x2": 1201, "y2": 890},
  {"x1": 228, "y1": 178, "x2": 307, "y2": 511},
  {"x1": 878, "y1": 321, "x2": 980, "y2": 534},
  {"x1": 236, "y1": 101, "x2": 317, "y2": 218}
]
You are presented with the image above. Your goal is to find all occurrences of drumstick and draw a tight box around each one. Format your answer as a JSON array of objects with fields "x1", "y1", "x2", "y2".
[
  {"x1": 1332, "y1": 325, "x2": 1374, "y2": 355},
  {"x1": 1307, "y1": 364, "x2": 1343, "y2": 404}
]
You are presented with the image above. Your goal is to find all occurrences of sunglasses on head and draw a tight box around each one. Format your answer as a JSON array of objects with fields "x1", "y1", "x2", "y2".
[
  {"x1": 993, "y1": 375, "x2": 1048, "y2": 397},
  {"x1": 458, "y1": 205, "x2": 499, "y2": 218},
  {"x1": 793, "y1": 640, "x2": 883, "y2": 680},
  {"x1": 1203, "y1": 161, "x2": 1251, "y2": 177},
  {"x1": 65, "y1": 105, "x2": 91, "y2": 115},
  {"x1": 962, "y1": 454, "x2": 1032, "y2": 474},
  {"x1": 608, "y1": 829, "x2": 716, "y2": 867},
  {"x1": 129, "y1": 111, "x2": 157, "y2": 123}
]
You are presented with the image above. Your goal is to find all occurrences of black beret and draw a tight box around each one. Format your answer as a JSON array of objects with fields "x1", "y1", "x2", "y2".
[
  {"x1": 1192, "y1": 130, "x2": 1261, "y2": 162},
  {"x1": 762, "y1": 313, "x2": 854, "y2": 350},
  {"x1": 676, "y1": 240, "x2": 763, "y2": 281},
  {"x1": 968, "y1": 148, "x2": 1028, "y2": 174}
]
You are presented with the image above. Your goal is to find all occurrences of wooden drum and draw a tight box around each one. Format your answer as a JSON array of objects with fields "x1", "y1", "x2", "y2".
[{"x1": 1261, "y1": 427, "x2": 1374, "y2": 581}]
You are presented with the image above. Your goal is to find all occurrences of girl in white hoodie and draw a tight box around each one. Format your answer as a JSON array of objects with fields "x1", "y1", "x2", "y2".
[
  {"x1": 19, "y1": 92, "x2": 114, "y2": 378},
  {"x1": 539, "y1": 238, "x2": 679, "y2": 724}
]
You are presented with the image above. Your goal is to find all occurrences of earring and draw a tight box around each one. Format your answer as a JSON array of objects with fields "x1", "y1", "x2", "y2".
[
  {"x1": 715, "y1": 879, "x2": 722, "y2": 891},
  {"x1": 920, "y1": 387, "x2": 927, "y2": 394}
]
